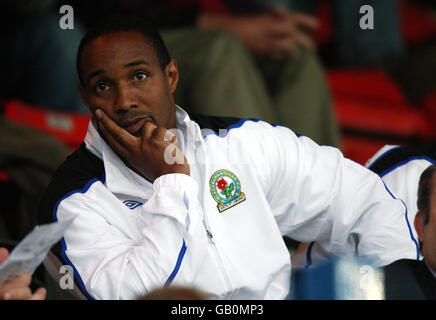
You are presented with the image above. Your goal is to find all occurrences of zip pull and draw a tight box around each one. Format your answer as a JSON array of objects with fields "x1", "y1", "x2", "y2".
[{"x1": 206, "y1": 230, "x2": 213, "y2": 239}]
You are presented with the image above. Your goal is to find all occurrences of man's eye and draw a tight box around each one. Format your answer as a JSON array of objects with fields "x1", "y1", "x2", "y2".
[
  {"x1": 134, "y1": 71, "x2": 147, "y2": 81},
  {"x1": 96, "y1": 83, "x2": 110, "y2": 93}
]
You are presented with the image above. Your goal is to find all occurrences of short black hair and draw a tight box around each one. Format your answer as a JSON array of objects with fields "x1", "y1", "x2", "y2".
[
  {"x1": 76, "y1": 14, "x2": 171, "y2": 84},
  {"x1": 417, "y1": 163, "x2": 436, "y2": 225}
]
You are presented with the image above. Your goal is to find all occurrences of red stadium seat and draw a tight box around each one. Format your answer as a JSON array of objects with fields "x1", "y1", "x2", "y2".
[
  {"x1": 2, "y1": 99, "x2": 91, "y2": 151},
  {"x1": 0, "y1": 100, "x2": 91, "y2": 182},
  {"x1": 0, "y1": 170, "x2": 9, "y2": 182},
  {"x1": 327, "y1": 69, "x2": 436, "y2": 164},
  {"x1": 317, "y1": 0, "x2": 436, "y2": 165},
  {"x1": 399, "y1": 1, "x2": 436, "y2": 45}
]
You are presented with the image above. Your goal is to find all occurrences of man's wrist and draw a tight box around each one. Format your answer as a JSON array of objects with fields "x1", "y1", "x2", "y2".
[{"x1": 153, "y1": 173, "x2": 199, "y2": 197}]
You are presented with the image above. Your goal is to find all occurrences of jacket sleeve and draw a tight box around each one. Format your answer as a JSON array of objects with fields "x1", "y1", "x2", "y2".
[
  {"x1": 247, "y1": 121, "x2": 418, "y2": 267},
  {"x1": 54, "y1": 173, "x2": 208, "y2": 299}
]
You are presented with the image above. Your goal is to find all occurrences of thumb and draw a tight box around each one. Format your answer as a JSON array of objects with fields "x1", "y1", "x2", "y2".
[{"x1": 0, "y1": 247, "x2": 9, "y2": 265}]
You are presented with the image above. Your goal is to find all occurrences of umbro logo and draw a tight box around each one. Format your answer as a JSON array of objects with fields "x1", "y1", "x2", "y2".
[{"x1": 123, "y1": 200, "x2": 143, "y2": 210}]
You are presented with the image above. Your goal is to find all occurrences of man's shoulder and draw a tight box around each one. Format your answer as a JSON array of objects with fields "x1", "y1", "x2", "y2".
[
  {"x1": 187, "y1": 112, "x2": 277, "y2": 138},
  {"x1": 38, "y1": 143, "x2": 105, "y2": 224},
  {"x1": 188, "y1": 112, "x2": 248, "y2": 132},
  {"x1": 383, "y1": 259, "x2": 436, "y2": 299},
  {"x1": 368, "y1": 143, "x2": 436, "y2": 175}
]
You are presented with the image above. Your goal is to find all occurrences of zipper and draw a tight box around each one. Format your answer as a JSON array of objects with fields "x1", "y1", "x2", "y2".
[
  {"x1": 206, "y1": 229, "x2": 213, "y2": 239},
  {"x1": 203, "y1": 221, "x2": 233, "y2": 294},
  {"x1": 194, "y1": 121, "x2": 233, "y2": 296}
]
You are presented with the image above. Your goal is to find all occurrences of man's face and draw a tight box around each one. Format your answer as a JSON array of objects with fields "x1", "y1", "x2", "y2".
[
  {"x1": 79, "y1": 32, "x2": 178, "y2": 135},
  {"x1": 421, "y1": 174, "x2": 436, "y2": 270}
]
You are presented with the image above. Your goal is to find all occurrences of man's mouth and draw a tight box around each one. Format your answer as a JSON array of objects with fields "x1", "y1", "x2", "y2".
[{"x1": 122, "y1": 117, "x2": 150, "y2": 136}]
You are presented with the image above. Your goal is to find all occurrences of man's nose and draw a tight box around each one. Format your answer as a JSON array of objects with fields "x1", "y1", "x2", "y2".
[{"x1": 114, "y1": 83, "x2": 137, "y2": 113}]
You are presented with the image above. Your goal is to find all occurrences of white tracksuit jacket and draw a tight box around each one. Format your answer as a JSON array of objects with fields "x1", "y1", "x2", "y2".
[
  {"x1": 292, "y1": 144, "x2": 431, "y2": 270},
  {"x1": 40, "y1": 107, "x2": 416, "y2": 300}
]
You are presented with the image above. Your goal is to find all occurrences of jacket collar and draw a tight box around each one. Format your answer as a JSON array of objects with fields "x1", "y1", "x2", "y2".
[{"x1": 84, "y1": 106, "x2": 194, "y2": 199}]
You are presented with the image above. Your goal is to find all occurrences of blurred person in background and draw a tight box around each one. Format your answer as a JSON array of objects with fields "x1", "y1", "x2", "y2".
[
  {"x1": 0, "y1": 0, "x2": 88, "y2": 113},
  {"x1": 275, "y1": 0, "x2": 406, "y2": 67}
]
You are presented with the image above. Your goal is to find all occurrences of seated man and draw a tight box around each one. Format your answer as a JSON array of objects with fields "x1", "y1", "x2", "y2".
[
  {"x1": 0, "y1": 247, "x2": 46, "y2": 300},
  {"x1": 38, "y1": 14, "x2": 416, "y2": 300},
  {"x1": 293, "y1": 144, "x2": 435, "y2": 270},
  {"x1": 383, "y1": 163, "x2": 436, "y2": 299}
]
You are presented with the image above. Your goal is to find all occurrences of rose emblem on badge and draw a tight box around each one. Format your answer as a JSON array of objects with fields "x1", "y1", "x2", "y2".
[{"x1": 209, "y1": 169, "x2": 246, "y2": 213}]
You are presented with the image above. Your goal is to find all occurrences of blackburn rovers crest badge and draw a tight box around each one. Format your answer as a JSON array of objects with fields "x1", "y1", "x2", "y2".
[{"x1": 209, "y1": 169, "x2": 246, "y2": 213}]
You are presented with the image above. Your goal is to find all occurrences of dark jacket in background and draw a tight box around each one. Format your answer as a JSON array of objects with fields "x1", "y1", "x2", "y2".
[{"x1": 384, "y1": 259, "x2": 436, "y2": 300}]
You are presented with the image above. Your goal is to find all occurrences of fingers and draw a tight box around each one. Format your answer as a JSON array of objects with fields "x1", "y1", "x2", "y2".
[
  {"x1": 142, "y1": 120, "x2": 158, "y2": 139},
  {"x1": 1, "y1": 286, "x2": 32, "y2": 300},
  {"x1": 0, "y1": 273, "x2": 46, "y2": 300},
  {"x1": 267, "y1": 19, "x2": 315, "y2": 59},
  {"x1": 0, "y1": 273, "x2": 32, "y2": 300},
  {"x1": 94, "y1": 109, "x2": 188, "y2": 180},
  {"x1": 30, "y1": 288, "x2": 47, "y2": 300},
  {"x1": 270, "y1": 12, "x2": 317, "y2": 48},
  {"x1": 268, "y1": 19, "x2": 295, "y2": 38},
  {"x1": 0, "y1": 247, "x2": 9, "y2": 264},
  {"x1": 268, "y1": 8, "x2": 318, "y2": 32},
  {"x1": 8, "y1": 272, "x2": 32, "y2": 287},
  {"x1": 292, "y1": 12, "x2": 318, "y2": 31},
  {"x1": 1, "y1": 287, "x2": 46, "y2": 301},
  {"x1": 95, "y1": 109, "x2": 135, "y2": 158}
]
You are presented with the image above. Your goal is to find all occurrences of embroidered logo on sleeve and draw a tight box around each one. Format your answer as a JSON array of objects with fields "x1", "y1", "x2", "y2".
[
  {"x1": 123, "y1": 200, "x2": 143, "y2": 210},
  {"x1": 209, "y1": 169, "x2": 246, "y2": 213}
]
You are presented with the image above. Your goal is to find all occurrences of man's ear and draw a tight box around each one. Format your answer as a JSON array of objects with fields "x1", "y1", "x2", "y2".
[
  {"x1": 165, "y1": 58, "x2": 179, "y2": 95},
  {"x1": 414, "y1": 211, "x2": 424, "y2": 242}
]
